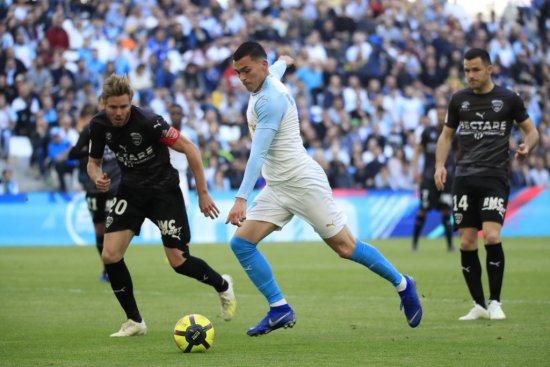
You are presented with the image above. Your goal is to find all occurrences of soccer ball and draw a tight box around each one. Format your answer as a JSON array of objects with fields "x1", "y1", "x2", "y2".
[{"x1": 173, "y1": 314, "x2": 215, "y2": 353}]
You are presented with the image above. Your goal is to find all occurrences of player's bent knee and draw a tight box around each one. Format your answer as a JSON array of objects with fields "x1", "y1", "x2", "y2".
[
  {"x1": 483, "y1": 233, "x2": 501, "y2": 245},
  {"x1": 326, "y1": 239, "x2": 355, "y2": 259},
  {"x1": 336, "y1": 246, "x2": 354, "y2": 259},
  {"x1": 101, "y1": 251, "x2": 122, "y2": 264}
]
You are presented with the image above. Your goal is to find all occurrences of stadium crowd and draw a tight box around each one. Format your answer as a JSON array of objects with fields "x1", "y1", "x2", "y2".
[{"x1": 0, "y1": 0, "x2": 549, "y2": 193}]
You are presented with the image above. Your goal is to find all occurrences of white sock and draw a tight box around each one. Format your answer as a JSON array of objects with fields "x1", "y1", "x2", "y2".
[
  {"x1": 395, "y1": 276, "x2": 407, "y2": 292},
  {"x1": 270, "y1": 299, "x2": 288, "y2": 307}
]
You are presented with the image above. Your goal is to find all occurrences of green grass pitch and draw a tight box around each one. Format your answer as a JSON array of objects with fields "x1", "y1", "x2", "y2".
[{"x1": 1, "y1": 237, "x2": 549, "y2": 366}]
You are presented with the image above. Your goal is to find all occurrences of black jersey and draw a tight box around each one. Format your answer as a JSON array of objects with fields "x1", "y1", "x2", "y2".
[
  {"x1": 420, "y1": 125, "x2": 455, "y2": 182},
  {"x1": 445, "y1": 85, "x2": 529, "y2": 178},
  {"x1": 69, "y1": 124, "x2": 121, "y2": 194},
  {"x1": 420, "y1": 125, "x2": 439, "y2": 181},
  {"x1": 88, "y1": 106, "x2": 179, "y2": 190}
]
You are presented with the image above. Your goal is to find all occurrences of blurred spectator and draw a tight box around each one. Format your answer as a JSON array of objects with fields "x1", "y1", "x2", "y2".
[
  {"x1": 30, "y1": 111, "x2": 50, "y2": 178},
  {"x1": 74, "y1": 59, "x2": 100, "y2": 91},
  {"x1": 11, "y1": 77, "x2": 39, "y2": 137},
  {"x1": 510, "y1": 159, "x2": 529, "y2": 189},
  {"x1": 12, "y1": 28, "x2": 35, "y2": 69},
  {"x1": 0, "y1": 93, "x2": 14, "y2": 159},
  {"x1": 154, "y1": 58, "x2": 177, "y2": 89},
  {"x1": 57, "y1": 114, "x2": 79, "y2": 145},
  {"x1": 46, "y1": 12, "x2": 70, "y2": 51},
  {"x1": 46, "y1": 127, "x2": 78, "y2": 192},
  {"x1": 0, "y1": 167, "x2": 18, "y2": 194},
  {"x1": 129, "y1": 63, "x2": 154, "y2": 105},
  {"x1": 0, "y1": 48, "x2": 27, "y2": 88},
  {"x1": 374, "y1": 165, "x2": 391, "y2": 189},
  {"x1": 528, "y1": 155, "x2": 550, "y2": 187},
  {"x1": 386, "y1": 147, "x2": 414, "y2": 190},
  {"x1": 50, "y1": 55, "x2": 75, "y2": 86},
  {"x1": 25, "y1": 56, "x2": 53, "y2": 94},
  {"x1": 212, "y1": 167, "x2": 231, "y2": 192},
  {"x1": 328, "y1": 159, "x2": 355, "y2": 189}
]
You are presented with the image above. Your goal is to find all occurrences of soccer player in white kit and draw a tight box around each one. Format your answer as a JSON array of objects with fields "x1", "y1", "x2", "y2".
[{"x1": 226, "y1": 42, "x2": 423, "y2": 336}]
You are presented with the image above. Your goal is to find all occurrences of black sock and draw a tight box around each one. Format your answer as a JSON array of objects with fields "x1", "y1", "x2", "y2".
[
  {"x1": 173, "y1": 256, "x2": 227, "y2": 292},
  {"x1": 461, "y1": 249, "x2": 486, "y2": 308},
  {"x1": 96, "y1": 235, "x2": 105, "y2": 272},
  {"x1": 413, "y1": 214, "x2": 426, "y2": 249},
  {"x1": 105, "y1": 259, "x2": 141, "y2": 322},
  {"x1": 485, "y1": 243, "x2": 505, "y2": 302},
  {"x1": 442, "y1": 214, "x2": 453, "y2": 249}
]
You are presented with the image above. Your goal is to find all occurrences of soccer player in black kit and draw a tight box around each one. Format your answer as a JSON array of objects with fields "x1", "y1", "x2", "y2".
[
  {"x1": 87, "y1": 75, "x2": 236, "y2": 337},
  {"x1": 69, "y1": 121, "x2": 121, "y2": 282},
  {"x1": 411, "y1": 113, "x2": 454, "y2": 252},
  {"x1": 434, "y1": 48, "x2": 538, "y2": 321}
]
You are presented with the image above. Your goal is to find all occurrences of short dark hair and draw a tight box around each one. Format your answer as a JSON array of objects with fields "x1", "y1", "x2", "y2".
[
  {"x1": 464, "y1": 48, "x2": 492, "y2": 65},
  {"x1": 232, "y1": 41, "x2": 267, "y2": 62},
  {"x1": 170, "y1": 103, "x2": 184, "y2": 113}
]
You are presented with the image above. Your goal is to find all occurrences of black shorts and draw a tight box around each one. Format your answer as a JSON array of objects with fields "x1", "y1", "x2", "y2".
[
  {"x1": 419, "y1": 179, "x2": 452, "y2": 211},
  {"x1": 86, "y1": 192, "x2": 116, "y2": 224},
  {"x1": 105, "y1": 185, "x2": 191, "y2": 253},
  {"x1": 451, "y1": 176, "x2": 509, "y2": 230}
]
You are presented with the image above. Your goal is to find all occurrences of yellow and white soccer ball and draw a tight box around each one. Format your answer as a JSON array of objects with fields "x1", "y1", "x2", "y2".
[{"x1": 173, "y1": 314, "x2": 215, "y2": 353}]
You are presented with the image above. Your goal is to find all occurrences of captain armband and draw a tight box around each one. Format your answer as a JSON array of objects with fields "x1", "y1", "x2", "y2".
[{"x1": 159, "y1": 126, "x2": 180, "y2": 146}]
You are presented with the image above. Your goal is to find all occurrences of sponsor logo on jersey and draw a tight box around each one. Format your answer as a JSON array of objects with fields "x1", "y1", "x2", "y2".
[
  {"x1": 116, "y1": 146, "x2": 155, "y2": 167},
  {"x1": 458, "y1": 120, "x2": 507, "y2": 139},
  {"x1": 105, "y1": 132, "x2": 112, "y2": 143},
  {"x1": 481, "y1": 196, "x2": 506, "y2": 218},
  {"x1": 491, "y1": 99, "x2": 503, "y2": 112}
]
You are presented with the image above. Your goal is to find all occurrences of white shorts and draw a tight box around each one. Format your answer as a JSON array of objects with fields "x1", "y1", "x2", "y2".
[{"x1": 247, "y1": 179, "x2": 345, "y2": 239}]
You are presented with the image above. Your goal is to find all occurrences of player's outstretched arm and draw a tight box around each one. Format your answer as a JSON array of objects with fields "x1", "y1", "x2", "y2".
[{"x1": 434, "y1": 126, "x2": 455, "y2": 191}]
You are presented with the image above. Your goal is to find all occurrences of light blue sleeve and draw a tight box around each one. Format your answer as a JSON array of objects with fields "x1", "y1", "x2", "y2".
[
  {"x1": 236, "y1": 93, "x2": 287, "y2": 199},
  {"x1": 268, "y1": 60, "x2": 287, "y2": 81}
]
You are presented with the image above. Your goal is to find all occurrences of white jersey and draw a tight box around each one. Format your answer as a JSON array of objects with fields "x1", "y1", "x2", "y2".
[
  {"x1": 246, "y1": 67, "x2": 326, "y2": 187},
  {"x1": 244, "y1": 61, "x2": 345, "y2": 238}
]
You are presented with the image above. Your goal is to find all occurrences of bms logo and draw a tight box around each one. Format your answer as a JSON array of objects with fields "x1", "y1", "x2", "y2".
[
  {"x1": 481, "y1": 197, "x2": 506, "y2": 218},
  {"x1": 65, "y1": 192, "x2": 94, "y2": 246}
]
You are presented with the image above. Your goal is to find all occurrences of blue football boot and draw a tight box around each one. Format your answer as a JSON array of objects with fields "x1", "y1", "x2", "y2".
[
  {"x1": 399, "y1": 275, "x2": 422, "y2": 328},
  {"x1": 247, "y1": 304, "x2": 296, "y2": 336}
]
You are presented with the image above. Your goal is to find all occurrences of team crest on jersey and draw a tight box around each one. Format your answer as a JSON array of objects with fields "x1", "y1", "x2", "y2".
[
  {"x1": 130, "y1": 132, "x2": 142, "y2": 146},
  {"x1": 454, "y1": 213, "x2": 463, "y2": 224},
  {"x1": 105, "y1": 132, "x2": 112, "y2": 143},
  {"x1": 460, "y1": 101, "x2": 470, "y2": 111},
  {"x1": 105, "y1": 215, "x2": 113, "y2": 228},
  {"x1": 491, "y1": 100, "x2": 503, "y2": 112}
]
